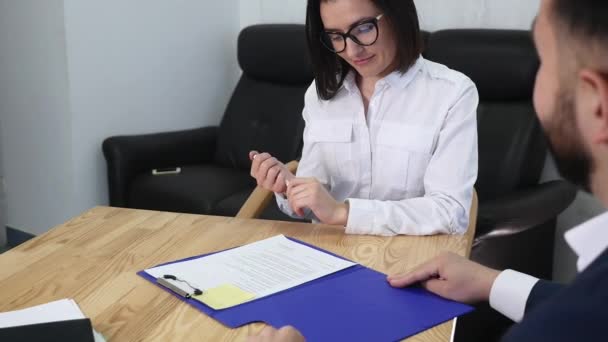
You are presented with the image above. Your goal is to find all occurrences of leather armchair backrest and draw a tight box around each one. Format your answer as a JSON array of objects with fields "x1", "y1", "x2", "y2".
[
  {"x1": 424, "y1": 29, "x2": 546, "y2": 201},
  {"x1": 215, "y1": 24, "x2": 313, "y2": 169}
]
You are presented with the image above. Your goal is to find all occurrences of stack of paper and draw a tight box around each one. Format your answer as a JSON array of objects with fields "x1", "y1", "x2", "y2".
[
  {"x1": 145, "y1": 235, "x2": 356, "y2": 309},
  {"x1": 0, "y1": 299, "x2": 85, "y2": 328},
  {"x1": 0, "y1": 299, "x2": 105, "y2": 341}
]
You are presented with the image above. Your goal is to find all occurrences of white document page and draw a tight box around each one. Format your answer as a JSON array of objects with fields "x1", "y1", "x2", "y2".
[
  {"x1": 0, "y1": 298, "x2": 86, "y2": 329},
  {"x1": 145, "y1": 235, "x2": 356, "y2": 298}
]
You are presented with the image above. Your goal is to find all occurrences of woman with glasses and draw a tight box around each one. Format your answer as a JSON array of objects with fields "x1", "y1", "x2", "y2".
[{"x1": 250, "y1": 0, "x2": 478, "y2": 236}]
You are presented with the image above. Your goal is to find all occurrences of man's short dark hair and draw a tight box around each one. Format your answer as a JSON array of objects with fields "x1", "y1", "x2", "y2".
[
  {"x1": 305, "y1": 0, "x2": 423, "y2": 100},
  {"x1": 552, "y1": 0, "x2": 608, "y2": 42}
]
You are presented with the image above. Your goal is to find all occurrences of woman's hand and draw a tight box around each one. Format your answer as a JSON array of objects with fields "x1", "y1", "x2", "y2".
[
  {"x1": 249, "y1": 151, "x2": 295, "y2": 193},
  {"x1": 286, "y1": 178, "x2": 349, "y2": 225}
]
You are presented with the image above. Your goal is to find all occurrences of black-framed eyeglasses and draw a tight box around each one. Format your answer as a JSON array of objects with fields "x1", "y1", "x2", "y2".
[{"x1": 321, "y1": 14, "x2": 384, "y2": 53}]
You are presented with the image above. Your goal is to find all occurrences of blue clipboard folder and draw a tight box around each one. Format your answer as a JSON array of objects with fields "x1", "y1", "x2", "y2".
[{"x1": 138, "y1": 237, "x2": 472, "y2": 341}]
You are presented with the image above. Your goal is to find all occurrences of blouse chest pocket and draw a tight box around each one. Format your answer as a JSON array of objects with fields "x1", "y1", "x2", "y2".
[
  {"x1": 376, "y1": 124, "x2": 435, "y2": 195},
  {"x1": 306, "y1": 121, "x2": 356, "y2": 181}
]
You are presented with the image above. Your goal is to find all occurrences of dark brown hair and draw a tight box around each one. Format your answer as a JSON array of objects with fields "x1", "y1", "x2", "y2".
[
  {"x1": 306, "y1": 0, "x2": 423, "y2": 100},
  {"x1": 552, "y1": 0, "x2": 608, "y2": 41}
]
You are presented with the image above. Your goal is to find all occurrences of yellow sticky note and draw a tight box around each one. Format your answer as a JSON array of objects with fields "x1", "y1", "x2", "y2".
[{"x1": 192, "y1": 284, "x2": 256, "y2": 310}]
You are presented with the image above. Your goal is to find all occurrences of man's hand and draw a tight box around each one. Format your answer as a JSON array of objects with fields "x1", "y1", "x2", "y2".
[
  {"x1": 286, "y1": 178, "x2": 349, "y2": 225},
  {"x1": 249, "y1": 151, "x2": 295, "y2": 193},
  {"x1": 388, "y1": 252, "x2": 501, "y2": 304},
  {"x1": 247, "y1": 326, "x2": 305, "y2": 342}
]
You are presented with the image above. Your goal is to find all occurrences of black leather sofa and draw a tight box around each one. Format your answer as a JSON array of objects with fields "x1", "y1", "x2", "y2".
[{"x1": 103, "y1": 25, "x2": 311, "y2": 221}]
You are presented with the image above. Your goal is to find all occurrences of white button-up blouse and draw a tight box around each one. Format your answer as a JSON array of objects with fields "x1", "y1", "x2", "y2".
[{"x1": 276, "y1": 57, "x2": 479, "y2": 236}]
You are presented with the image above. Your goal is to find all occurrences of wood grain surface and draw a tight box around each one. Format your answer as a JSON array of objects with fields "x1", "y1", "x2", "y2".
[{"x1": 0, "y1": 203, "x2": 476, "y2": 342}]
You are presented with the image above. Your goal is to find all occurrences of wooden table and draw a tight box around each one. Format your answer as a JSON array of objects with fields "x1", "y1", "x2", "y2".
[{"x1": 0, "y1": 206, "x2": 475, "y2": 341}]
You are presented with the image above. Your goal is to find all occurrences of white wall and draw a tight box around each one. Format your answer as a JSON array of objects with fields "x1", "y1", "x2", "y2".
[
  {"x1": 0, "y1": 0, "x2": 240, "y2": 235},
  {"x1": 0, "y1": 0, "x2": 74, "y2": 235},
  {"x1": 239, "y1": 0, "x2": 540, "y2": 30},
  {"x1": 416, "y1": 0, "x2": 539, "y2": 30},
  {"x1": 63, "y1": 0, "x2": 241, "y2": 217},
  {"x1": 240, "y1": 0, "x2": 305, "y2": 28},
  {"x1": 0, "y1": 118, "x2": 6, "y2": 245}
]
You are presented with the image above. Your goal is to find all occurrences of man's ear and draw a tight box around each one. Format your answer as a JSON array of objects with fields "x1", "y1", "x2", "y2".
[{"x1": 578, "y1": 69, "x2": 608, "y2": 145}]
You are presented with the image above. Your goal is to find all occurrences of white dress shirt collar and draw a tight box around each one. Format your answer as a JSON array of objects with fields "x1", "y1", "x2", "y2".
[
  {"x1": 490, "y1": 209, "x2": 608, "y2": 322},
  {"x1": 565, "y1": 210, "x2": 608, "y2": 272},
  {"x1": 342, "y1": 56, "x2": 424, "y2": 94}
]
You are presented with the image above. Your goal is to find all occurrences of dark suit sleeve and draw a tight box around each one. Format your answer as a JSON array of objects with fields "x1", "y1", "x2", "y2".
[{"x1": 524, "y1": 280, "x2": 565, "y2": 315}]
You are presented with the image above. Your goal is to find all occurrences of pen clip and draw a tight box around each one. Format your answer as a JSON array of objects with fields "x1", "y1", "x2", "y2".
[{"x1": 157, "y1": 274, "x2": 203, "y2": 298}]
